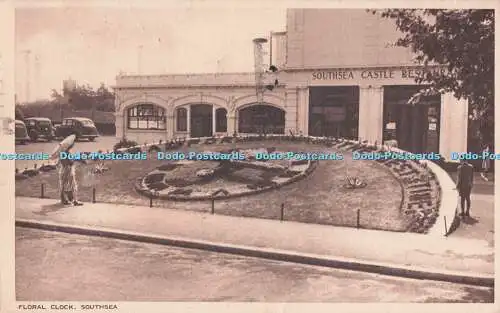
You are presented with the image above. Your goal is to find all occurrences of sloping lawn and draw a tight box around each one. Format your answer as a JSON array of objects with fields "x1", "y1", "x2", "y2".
[{"x1": 16, "y1": 142, "x2": 406, "y2": 231}]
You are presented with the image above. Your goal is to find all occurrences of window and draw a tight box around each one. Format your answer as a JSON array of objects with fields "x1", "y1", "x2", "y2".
[
  {"x1": 238, "y1": 105, "x2": 285, "y2": 134},
  {"x1": 127, "y1": 103, "x2": 166, "y2": 130},
  {"x1": 308, "y1": 86, "x2": 359, "y2": 139},
  {"x1": 176, "y1": 107, "x2": 187, "y2": 131},
  {"x1": 215, "y1": 108, "x2": 227, "y2": 132}
]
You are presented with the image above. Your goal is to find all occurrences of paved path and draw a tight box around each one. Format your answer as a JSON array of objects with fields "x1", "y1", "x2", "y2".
[
  {"x1": 451, "y1": 193, "x2": 495, "y2": 246},
  {"x1": 16, "y1": 196, "x2": 494, "y2": 281}
]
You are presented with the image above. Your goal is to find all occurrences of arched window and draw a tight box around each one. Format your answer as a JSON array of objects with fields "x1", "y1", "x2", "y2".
[
  {"x1": 215, "y1": 108, "x2": 227, "y2": 132},
  {"x1": 238, "y1": 104, "x2": 285, "y2": 134},
  {"x1": 176, "y1": 107, "x2": 187, "y2": 131},
  {"x1": 127, "y1": 103, "x2": 166, "y2": 130}
]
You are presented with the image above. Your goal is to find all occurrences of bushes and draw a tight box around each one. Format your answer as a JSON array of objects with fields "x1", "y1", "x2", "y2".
[
  {"x1": 149, "y1": 145, "x2": 161, "y2": 153},
  {"x1": 113, "y1": 138, "x2": 138, "y2": 151}
]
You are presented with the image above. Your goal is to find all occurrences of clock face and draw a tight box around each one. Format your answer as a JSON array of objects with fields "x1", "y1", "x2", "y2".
[{"x1": 140, "y1": 147, "x2": 315, "y2": 200}]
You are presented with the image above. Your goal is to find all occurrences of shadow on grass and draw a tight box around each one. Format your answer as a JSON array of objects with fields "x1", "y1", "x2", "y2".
[{"x1": 16, "y1": 142, "x2": 409, "y2": 232}]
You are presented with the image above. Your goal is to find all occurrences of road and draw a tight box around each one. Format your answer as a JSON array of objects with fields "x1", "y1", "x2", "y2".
[
  {"x1": 15, "y1": 227, "x2": 493, "y2": 302},
  {"x1": 14, "y1": 135, "x2": 119, "y2": 170}
]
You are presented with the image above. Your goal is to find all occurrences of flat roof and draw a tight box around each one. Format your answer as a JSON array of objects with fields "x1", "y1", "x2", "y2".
[
  {"x1": 64, "y1": 117, "x2": 92, "y2": 120},
  {"x1": 25, "y1": 117, "x2": 51, "y2": 120}
]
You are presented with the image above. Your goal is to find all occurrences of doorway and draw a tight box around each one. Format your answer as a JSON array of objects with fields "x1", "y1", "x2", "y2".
[
  {"x1": 308, "y1": 86, "x2": 359, "y2": 139},
  {"x1": 190, "y1": 104, "x2": 213, "y2": 137},
  {"x1": 383, "y1": 86, "x2": 441, "y2": 153},
  {"x1": 238, "y1": 104, "x2": 285, "y2": 134}
]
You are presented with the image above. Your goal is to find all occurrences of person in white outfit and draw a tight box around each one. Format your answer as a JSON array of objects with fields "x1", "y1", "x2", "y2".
[{"x1": 481, "y1": 144, "x2": 491, "y2": 181}]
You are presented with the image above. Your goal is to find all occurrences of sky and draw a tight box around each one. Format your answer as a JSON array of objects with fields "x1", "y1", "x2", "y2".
[{"x1": 15, "y1": 6, "x2": 286, "y2": 102}]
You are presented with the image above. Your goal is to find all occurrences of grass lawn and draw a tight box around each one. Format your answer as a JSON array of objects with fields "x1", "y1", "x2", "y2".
[{"x1": 16, "y1": 142, "x2": 407, "y2": 231}]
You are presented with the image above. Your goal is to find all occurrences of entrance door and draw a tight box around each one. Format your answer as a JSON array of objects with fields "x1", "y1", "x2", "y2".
[
  {"x1": 383, "y1": 86, "x2": 441, "y2": 154},
  {"x1": 190, "y1": 104, "x2": 213, "y2": 138},
  {"x1": 396, "y1": 105, "x2": 426, "y2": 153},
  {"x1": 308, "y1": 86, "x2": 359, "y2": 139},
  {"x1": 384, "y1": 101, "x2": 440, "y2": 153}
]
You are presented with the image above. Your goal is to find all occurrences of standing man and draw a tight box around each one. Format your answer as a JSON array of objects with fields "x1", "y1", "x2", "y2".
[
  {"x1": 58, "y1": 142, "x2": 83, "y2": 206},
  {"x1": 481, "y1": 144, "x2": 491, "y2": 181},
  {"x1": 456, "y1": 159, "x2": 474, "y2": 217}
]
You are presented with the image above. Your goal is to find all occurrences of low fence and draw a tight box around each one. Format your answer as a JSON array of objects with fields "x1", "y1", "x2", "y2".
[{"x1": 19, "y1": 134, "x2": 455, "y2": 235}]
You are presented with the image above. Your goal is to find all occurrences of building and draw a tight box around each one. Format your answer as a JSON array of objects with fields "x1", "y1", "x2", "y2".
[{"x1": 113, "y1": 9, "x2": 468, "y2": 159}]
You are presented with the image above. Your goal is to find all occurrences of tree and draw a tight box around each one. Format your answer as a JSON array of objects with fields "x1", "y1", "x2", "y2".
[
  {"x1": 95, "y1": 83, "x2": 116, "y2": 112},
  {"x1": 15, "y1": 106, "x2": 24, "y2": 121},
  {"x1": 371, "y1": 9, "x2": 494, "y2": 144}
]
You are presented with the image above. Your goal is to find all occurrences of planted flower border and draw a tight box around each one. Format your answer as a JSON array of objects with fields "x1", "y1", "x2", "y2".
[
  {"x1": 15, "y1": 134, "x2": 442, "y2": 233},
  {"x1": 124, "y1": 134, "x2": 442, "y2": 233},
  {"x1": 14, "y1": 150, "x2": 109, "y2": 181},
  {"x1": 134, "y1": 148, "x2": 319, "y2": 201}
]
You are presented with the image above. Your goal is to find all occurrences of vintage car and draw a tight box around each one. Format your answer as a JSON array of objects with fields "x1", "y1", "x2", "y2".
[
  {"x1": 15, "y1": 120, "x2": 30, "y2": 145},
  {"x1": 25, "y1": 117, "x2": 55, "y2": 142},
  {"x1": 54, "y1": 117, "x2": 99, "y2": 141}
]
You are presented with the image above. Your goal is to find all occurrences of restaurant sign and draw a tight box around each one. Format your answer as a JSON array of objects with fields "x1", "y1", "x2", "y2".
[{"x1": 312, "y1": 67, "x2": 448, "y2": 81}]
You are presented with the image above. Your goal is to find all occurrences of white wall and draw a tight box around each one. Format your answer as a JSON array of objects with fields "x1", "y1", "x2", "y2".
[
  {"x1": 439, "y1": 93, "x2": 468, "y2": 160},
  {"x1": 114, "y1": 78, "x2": 288, "y2": 141},
  {"x1": 286, "y1": 9, "x2": 416, "y2": 69}
]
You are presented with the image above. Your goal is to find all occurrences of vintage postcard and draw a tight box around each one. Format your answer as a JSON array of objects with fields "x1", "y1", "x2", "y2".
[{"x1": 1, "y1": 0, "x2": 498, "y2": 312}]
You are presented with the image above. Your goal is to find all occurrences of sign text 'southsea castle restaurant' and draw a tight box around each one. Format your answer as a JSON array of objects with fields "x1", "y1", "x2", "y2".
[{"x1": 113, "y1": 9, "x2": 468, "y2": 160}]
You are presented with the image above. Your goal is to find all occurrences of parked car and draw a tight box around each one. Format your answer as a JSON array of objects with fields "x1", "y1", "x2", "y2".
[
  {"x1": 54, "y1": 117, "x2": 99, "y2": 141},
  {"x1": 15, "y1": 120, "x2": 30, "y2": 145},
  {"x1": 25, "y1": 117, "x2": 55, "y2": 142}
]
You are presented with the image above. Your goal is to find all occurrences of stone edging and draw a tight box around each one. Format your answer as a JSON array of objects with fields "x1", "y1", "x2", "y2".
[
  {"x1": 135, "y1": 158, "x2": 319, "y2": 201},
  {"x1": 18, "y1": 134, "x2": 444, "y2": 234},
  {"x1": 124, "y1": 135, "x2": 443, "y2": 234},
  {"x1": 425, "y1": 160, "x2": 459, "y2": 237}
]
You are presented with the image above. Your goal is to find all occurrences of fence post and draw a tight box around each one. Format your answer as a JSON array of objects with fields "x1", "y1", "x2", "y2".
[
  {"x1": 356, "y1": 209, "x2": 360, "y2": 229},
  {"x1": 280, "y1": 203, "x2": 284, "y2": 221},
  {"x1": 41, "y1": 183, "x2": 44, "y2": 199},
  {"x1": 92, "y1": 188, "x2": 96, "y2": 203},
  {"x1": 211, "y1": 198, "x2": 215, "y2": 214},
  {"x1": 444, "y1": 216, "x2": 448, "y2": 236}
]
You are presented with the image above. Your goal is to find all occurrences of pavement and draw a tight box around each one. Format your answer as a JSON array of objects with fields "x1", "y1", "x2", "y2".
[{"x1": 15, "y1": 196, "x2": 494, "y2": 287}]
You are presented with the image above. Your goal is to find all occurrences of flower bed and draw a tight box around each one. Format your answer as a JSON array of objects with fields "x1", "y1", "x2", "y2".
[
  {"x1": 135, "y1": 148, "x2": 317, "y2": 201},
  {"x1": 132, "y1": 135, "x2": 441, "y2": 233},
  {"x1": 17, "y1": 134, "x2": 443, "y2": 234}
]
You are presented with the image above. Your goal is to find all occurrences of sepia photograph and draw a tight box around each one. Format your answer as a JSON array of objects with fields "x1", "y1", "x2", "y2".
[{"x1": 9, "y1": 2, "x2": 495, "y2": 307}]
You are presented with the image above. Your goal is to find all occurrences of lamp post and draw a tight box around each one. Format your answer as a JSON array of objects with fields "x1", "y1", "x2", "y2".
[
  {"x1": 253, "y1": 36, "x2": 280, "y2": 135},
  {"x1": 253, "y1": 38, "x2": 267, "y2": 135},
  {"x1": 252, "y1": 38, "x2": 268, "y2": 105}
]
